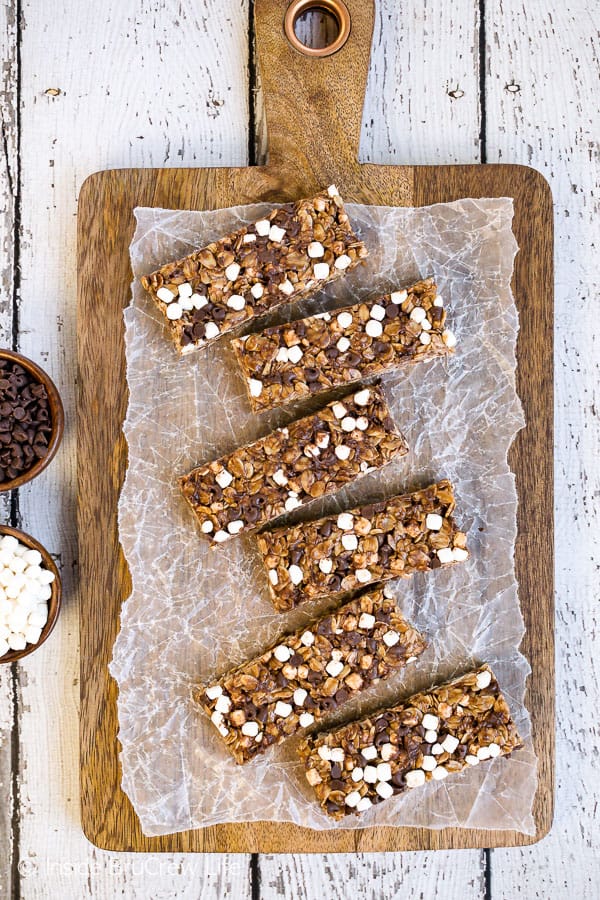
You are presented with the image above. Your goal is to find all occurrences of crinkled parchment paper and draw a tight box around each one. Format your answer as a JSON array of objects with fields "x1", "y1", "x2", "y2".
[{"x1": 109, "y1": 198, "x2": 537, "y2": 837}]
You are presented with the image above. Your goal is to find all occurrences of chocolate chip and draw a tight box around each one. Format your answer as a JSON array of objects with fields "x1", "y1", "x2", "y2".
[{"x1": 0, "y1": 360, "x2": 54, "y2": 484}]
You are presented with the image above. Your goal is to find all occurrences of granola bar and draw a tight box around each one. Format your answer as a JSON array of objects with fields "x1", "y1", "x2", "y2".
[
  {"x1": 195, "y1": 587, "x2": 427, "y2": 764},
  {"x1": 256, "y1": 480, "x2": 468, "y2": 610},
  {"x1": 232, "y1": 278, "x2": 456, "y2": 411},
  {"x1": 298, "y1": 665, "x2": 523, "y2": 818},
  {"x1": 179, "y1": 386, "x2": 408, "y2": 545},
  {"x1": 140, "y1": 186, "x2": 368, "y2": 354}
]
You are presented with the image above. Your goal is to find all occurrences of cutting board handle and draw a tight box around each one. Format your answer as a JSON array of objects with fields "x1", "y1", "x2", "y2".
[{"x1": 254, "y1": 0, "x2": 374, "y2": 180}]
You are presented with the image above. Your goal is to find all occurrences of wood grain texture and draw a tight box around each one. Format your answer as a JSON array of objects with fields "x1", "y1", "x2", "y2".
[
  {"x1": 12, "y1": 0, "x2": 253, "y2": 896},
  {"x1": 259, "y1": 849, "x2": 486, "y2": 899},
  {"x1": 486, "y1": 3, "x2": 599, "y2": 896},
  {"x1": 78, "y1": 0, "x2": 553, "y2": 853},
  {"x1": 0, "y1": 0, "x2": 18, "y2": 896}
]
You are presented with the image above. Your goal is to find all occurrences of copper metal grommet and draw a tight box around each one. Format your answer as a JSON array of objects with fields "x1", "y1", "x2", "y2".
[{"x1": 284, "y1": 0, "x2": 351, "y2": 58}]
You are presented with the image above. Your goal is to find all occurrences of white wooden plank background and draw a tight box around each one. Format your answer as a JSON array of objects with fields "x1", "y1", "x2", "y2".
[{"x1": 0, "y1": 1, "x2": 596, "y2": 898}]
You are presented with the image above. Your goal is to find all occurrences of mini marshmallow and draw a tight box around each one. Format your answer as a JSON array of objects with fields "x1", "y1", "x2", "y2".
[
  {"x1": 465, "y1": 754, "x2": 480, "y2": 766},
  {"x1": 249, "y1": 378, "x2": 263, "y2": 397},
  {"x1": 251, "y1": 282, "x2": 264, "y2": 299},
  {"x1": 351, "y1": 766, "x2": 364, "y2": 782},
  {"x1": 179, "y1": 297, "x2": 194, "y2": 311},
  {"x1": 201, "y1": 520, "x2": 214, "y2": 534},
  {"x1": 274, "y1": 644, "x2": 291, "y2": 662},
  {"x1": 227, "y1": 294, "x2": 245, "y2": 311},
  {"x1": 205, "y1": 684, "x2": 223, "y2": 701},
  {"x1": 300, "y1": 631, "x2": 315, "y2": 646},
  {"x1": 376, "y1": 763, "x2": 392, "y2": 782},
  {"x1": 334, "y1": 254, "x2": 351, "y2": 269},
  {"x1": 325, "y1": 659, "x2": 344, "y2": 677},
  {"x1": 442, "y1": 734, "x2": 460, "y2": 754},
  {"x1": 476, "y1": 670, "x2": 492, "y2": 690},
  {"x1": 353, "y1": 389, "x2": 371, "y2": 406},
  {"x1": 477, "y1": 745, "x2": 492, "y2": 760},
  {"x1": 313, "y1": 262, "x2": 330, "y2": 280},
  {"x1": 287, "y1": 344, "x2": 303, "y2": 364},
  {"x1": 269, "y1": 225, "x2": 286, "y2": 242},
  {"x1": 426, "y1": 513, "x2": 443, "y2": 531},
  {"x1": 345, "y1": 791, "x2": 361, "y2": 808},
  {"x1": 307, "y1": 241, "x2": 325, "y2": 258},
  {"x1": 337, "y1": 513, "x2": 354, "y2": 530},
  {"x1": 276, "y1": 346, "x2": 289, "y2": 363},
  {"x1": 433, "y1": 295, "x2": 444, "y2": 307},
  {"x1": 453, "y1": 547, "x2": 469, "y2": 562},
  {"x1": 299, "y1": 712, "x2": 315, "y2": 727},
  {"x1": 214, "y1": 694, "x2": 231, "y2": 714},
  {"x1": 356, "y1": 797, "x2": 373, "y2": 812},
  {"x1": 363, "y1": 766, "x2": 377, "y2": 783},
  {"x1": 318, "y1": 746, "x2": 331, "y2": 761},
  {"x1": 365, "y1": 319, "x2": 383, "y2": 338},
  {"x1": 337, "y1": 337, "x2": 350, "y2": 352},
  {"x1": 274, "y1": 701, "x2": 293, "y2": 718},
  {"x1": 204, "y1": 322, "x2": 220, "y2": 340},
  {"x1": 355, "y1": 416, "x2": 369, "y2": 431},
  {"x1": 285, "y1": 496, "x2": 301, "y2": 512},
  {"x1": 288, "y1": 565, "x2": 303, "y2": 585},
  {"x1": 404, "y1": 769, "x2": 425, "y2": 787},
  {"x1": 192, "y1": 293, "x2": 208, "y2": 309},
  {"x1": 390, "y1": 290, "x2": 408, "y2": 305},
  {"x1": 335, "y1": 445, "x2": 351, "y2": 460},
  {"x1": 341, "y1": 533, "x2": 358, "y2": 551},
  {"x1": 337, "y1": 312, "x2": 353, "y2": 329},
  {"x1": 225, "y1": 262, "x2": 240, "y2": 282},
  {"x1": 382, "y1": 631, "x2": 400, "y2": 647},
  {"x1": 422, "y1": 714, "x2": 439, "y2": 731},
  {"x1": 241, "y1": 721, "x2": 260, "y2": 737},
  {"x1": 255, "y1": 219, "x2": 270, "y2": 236},
  {"x1": 22, "y1": 550, "x2": 42, "y2": 567},
  {"x1": 419, "y1": 331, "x2": 432, "y2": 345},
  {"x1": 157, "y1": 287, "x2": 175, "y2": 303},
  {"x1": 327, "y1": 184, "x2": 339, "y2": 197},
  {"x1": 227, "y1": 520, "x2": 244, "y2": 535},
  {"x1": 380, "y1": 744, "x2": 394, "y2": 761},
  {"x1": 436, "y1": 547, "x2": 454, "y2": 564},
  {"x1": 166, "y1": 302, "x2": 183, "y2": 320},
  {"x1": 410, "y1": 306, "x2": 426, "y2": 323},
  {"x1": 358, "y1": 612, "x2": 376, "y2": 630},
  {"x1": 215, "y1": 469, "x2": 233, "y2": 489},
  {"x1": 279, "y1": 279, "x2": 294, "y2": 295},
  {"x1": 243, "y1": 233, "x2": 256, "y2": 243},
  {"x1": 425, "y1": 729, "x2": 438, "y2": 743},
  {"x1": 355, "y1": 569, "x2": 372, "y2": 583},
  {"x1": 212, "y1": 530, "x2": 229, "y2": 543},
  {"x1": 272, "y1": 468, "x2": 289, "y2": 486},
  {"x1": 370, "y1": 304, "x2": 386, "y2": 321},
  {"x1": 329, "y1": 747, "x2": 345, "y2": 763},
  {"x1": 432, "y1": 766, "x2": 449, "y2": 780},
  {"x1": 432, "y1": 743, "x2": 444, "y2": 756},
  {"x1": 376, "y1": 781, "x2": 394, "y2": 800},
  {"x1": 421, "y1": 319, "x2": 432, "y2": 331},
  {"x1": 443, "y1": 330, "x2": 457, "y2": 348},
  {"x1": 293, "y1": 688, "x2": 307, "y2": 706},
  {"x1": 421, "y1": 755, "x2": 437, "y2": 772},
  {"x1": 319, "y1": 559, "x2": 333, "y2": 574},
  {"x1": 268, "y1": 569, "x2": 279, "y2": 586},
  {"x1": 341, "y1": 416, "x2": 357, "y2": 432}
]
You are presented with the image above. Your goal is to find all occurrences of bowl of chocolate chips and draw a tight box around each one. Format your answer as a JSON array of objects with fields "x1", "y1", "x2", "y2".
[{"x1": 0, "y1": 350, "x2": 64, "y2": 490}]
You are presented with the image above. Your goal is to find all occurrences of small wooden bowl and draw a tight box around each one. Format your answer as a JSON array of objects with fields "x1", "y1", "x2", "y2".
[
  {"x1": 0, "y1": 524, "x2": 62, "y2": 663},
  {"x1": 0, "y1": 349, "x2": 65, "y2": 491}
]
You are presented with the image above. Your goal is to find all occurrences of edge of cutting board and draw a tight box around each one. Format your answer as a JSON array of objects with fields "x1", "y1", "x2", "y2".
[{"x1": 78, "y1": 162, "x2": 554, "y2": 852}]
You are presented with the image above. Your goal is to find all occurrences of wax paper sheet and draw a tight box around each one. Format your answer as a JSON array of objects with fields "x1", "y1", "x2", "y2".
[{"x1": 109, "y1": 197, "x2": 537, "y2": 837}]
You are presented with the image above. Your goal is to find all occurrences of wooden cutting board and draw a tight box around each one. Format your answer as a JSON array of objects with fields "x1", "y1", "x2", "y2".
[{"x1": 77, "y1": 0, "x2": 553, "y2": 852}]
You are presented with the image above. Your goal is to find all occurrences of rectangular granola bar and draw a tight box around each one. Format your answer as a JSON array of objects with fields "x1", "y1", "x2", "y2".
[
  {"x1": 179, "y1": 385, "x2": 408, "y2": 545},
  {"x1": 195, "y1": 587, "x2": 427, "y2": 764},
  {"x1": 232, "y1": 278, "x2": 456, "y2": 411},
  {"x1": 256, "y1": 480, "x2": 468, "y2": 610},
  {"x1": 141, "y1": 186, "x2": 368, "y2": 354},
  {"x1": 297, "y1": 665, "x2": 523, "y2": 818}
]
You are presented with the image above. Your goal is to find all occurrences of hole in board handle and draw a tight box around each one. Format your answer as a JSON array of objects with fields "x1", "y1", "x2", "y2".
[{"x1": 284, "y1": 0, "x2": 351, "y2": 58}]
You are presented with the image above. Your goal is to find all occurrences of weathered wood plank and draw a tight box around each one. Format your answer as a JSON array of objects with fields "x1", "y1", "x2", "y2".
[
  {"x1": 0, "y1": 0, "x2": 18, "y2": 896},
  {"x1": 486, "y1": 2, "x2": 599, "y2": 896},
  {"x1": 14, "y1": 0, "x2": 252, "y2": 895}
]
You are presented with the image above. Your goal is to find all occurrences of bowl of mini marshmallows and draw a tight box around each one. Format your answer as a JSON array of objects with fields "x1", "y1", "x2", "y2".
[{"x1": 0, "y1": 525, "x2": 61, "y2": 662}]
